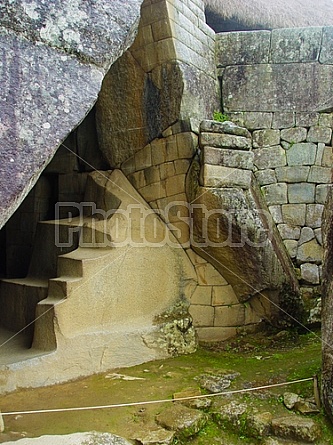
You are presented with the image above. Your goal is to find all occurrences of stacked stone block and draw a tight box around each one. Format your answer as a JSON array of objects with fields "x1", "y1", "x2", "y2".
[{"x1": 187, "y1": 249, "x2": 261, "y2": 342}]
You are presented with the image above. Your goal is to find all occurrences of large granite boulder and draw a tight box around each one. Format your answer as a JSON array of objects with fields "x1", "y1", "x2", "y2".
[{"x1": 0, "y1": 0, "x2": 143, "y2": 229}]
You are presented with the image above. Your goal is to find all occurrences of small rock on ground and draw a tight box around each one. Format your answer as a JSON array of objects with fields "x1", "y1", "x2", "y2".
[
  {"x1": 155, "y1": 403, "x2": 207, "y2": 439},
  {"x1": 271, "y1": 416, "x2": 321, "y2": 443}
]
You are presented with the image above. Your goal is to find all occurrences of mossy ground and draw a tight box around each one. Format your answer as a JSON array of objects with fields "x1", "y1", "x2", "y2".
[{"x1": 1, "y1": 329, "x2": 332, "y2": 444}]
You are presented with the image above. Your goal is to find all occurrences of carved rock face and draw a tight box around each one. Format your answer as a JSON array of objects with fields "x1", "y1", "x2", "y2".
[{"x1": 0, "y1": 0, "x2": 143, "y2": 229}]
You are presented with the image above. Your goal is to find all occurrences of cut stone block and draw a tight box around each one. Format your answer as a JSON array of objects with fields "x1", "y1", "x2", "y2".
[
  {"x1": 298, "y1": 227, "x2": 315, "y2": 246},
  {"x1": 201, "y1": 164, "x2": 252, "y2": 189},
  {"x1": 156, "y1": 404, "x2": 207, "y2": 439},
  {"x1": 306, "y1": 204, "x2": 324, "y2": 228},
  {"x1": 296, "y1": 112, "x2": 319, "y2": 127},
  {"x1": 269, "y1": 205, "x2": 283, "y2": 224},
  {"x1": 319, "y1": 113, "x2": 333, "y2": 127},
  {"x1": 271, "y1": 27, "x2": 322, "y2": 63},
  {"x1": 320, "y1": 26, "x2": 333, "y2": 64},
  {"x1": 202, "y1": 146, "x2": 254, "y2": 170},
  {"x1": 322, "y1": 146, "x2": 333, "y2": 167},
  {"x1": 200, "y1": 132, "x2": 251, "y2": 150},
  {"x1": 243, "y1": 112, "x2": 272, "y2": 129},
  {"x1": 212, "y1": 285, "x2": 239, "y2": 306},
  {"x1": 216, "y1": 30, "x2": 271, "y2": 66},
  {"x1": 315, "y1": 184, "x2": 332, "y2": 204},
  {"x1": 283, "y1": 240, "x2": 298, "y2": 258},
  {"x1": 196, "y1": 263, "x2": 228, "y2": 286},
  {"x1": 308, "y1": 166, "x2": 332, "y2": 183},
  {"x1": 214, "y1": 304, "x2": 245, "y2": 327},
  {"x1": 262, "y1": 183, "x2": 288, "y2": 205},
  {"x1": 301, "y1": 263, "x2": 320, "y2": 284},
  {"x1": 286, "y1": 142, "x2": 317, "y2": 166},
  {"x1": 253, "y1": 129, "x2": 280, "y2": 148},
  {"x1": 255, "y1": 169, "x2": 277, "y2": 185},
  {"x1": 191, "y1": 286, "x2": 212, "y2": 305},
  {"x1": 272, "y1": 112, "x2": 295, "y2": 129},
  {"x1": 275, "y1": 166, "x2": 309, "y2": 183},
  {"x1": 307, "y1": 126, "x2": 332, "y2": 144},
  {"x1": 315, "y1": 228, "x2": 323, "y2": 246},
  {"x1": 189, "y1": 305, "x2": 214, "y2": 327},
  {"x1": 288, "y1": 183, "x2": 315, "y2": 204},
  {"x1": 253, "y1": 146, "x2": 286, "y2": 170},
  {"x1": 200, "y1": 120, "x2": 251, "y2": 138},
  {"x1": 280, "y1": 127, "x2": 307, "y2": 143},
  {"x1": 277, "y1": 224, "x2": 301, "y2": 240},
  {"x1": 281, "y1": 204, "x2": 306, "y2": 226},
  {"x1": 196, "y1": 327, "x2": 237, "y2": 342},
  {"x1": 297, "y1": 239, "x2": 323, "y2": 264}
]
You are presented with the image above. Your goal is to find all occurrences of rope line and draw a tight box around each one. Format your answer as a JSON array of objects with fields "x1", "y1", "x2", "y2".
[{"x1": 1, "y1": 377, "x2": 313, "y2": 417}]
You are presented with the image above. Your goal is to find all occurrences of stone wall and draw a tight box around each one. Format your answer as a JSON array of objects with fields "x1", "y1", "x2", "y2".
[
  {"x1": 216, "y1": 27, "x2": 333, "y2": 311},
  {"x1": 96, "y1": 0, "x2": 219, "y2": 167}
]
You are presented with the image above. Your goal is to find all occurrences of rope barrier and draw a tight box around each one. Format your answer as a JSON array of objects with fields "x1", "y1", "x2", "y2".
[{"x1": 1, "y1": 377, "x2": 314, "y2": 417}]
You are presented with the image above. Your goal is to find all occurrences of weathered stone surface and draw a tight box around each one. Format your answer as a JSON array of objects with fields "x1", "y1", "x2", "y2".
[
  {"x1": 156, "y1": 404, "x2": 207, "y2": 439},
  {"x1": 223, "y1": 63, "x2": 333, "y2": 112},
  {"x1": 281, "y1": 204, "x2": 306, "y2": 226},
  {"x1": 296, "y1": 112, "x2": 319, "y2": 127},
  {"x1": 283, "y1": 240, "x2": 298, "y2": 258},
  {"x1": 321, "y1": 146, "x2": 333, "y2": 166},
  {"x1": 200, "y1": 120, "x2": 251, "y2": 138},
  {"x1": 299, "y1": 227, "x2": 315, "y2": 246},
  {"x1": 243, "y1": 112, "x2": 272, "y2": 129},
  {"x1": 253, "y1": 146, "x2": 286, "y2": 170},
  {"x1": 288, "y1": 183, "x2": 315, "y2": 204},
  {"x1": 275, "y1": 166, "x2": 310, "y2": 183},
  {"x1": 253, "y1": 129, "x2": 280, "y2": 148},
  {"x1": 277, "y1": 224, "x2": 301, "y2": 240},
  {"x1": 199, "y1": 373, "x2": 233, "y2": 393},
  {"x1": 280, "y1": 127, "x2": 307, "y2": 143},
  {"x1": 271, "y1": 28, "x2": 322, "y2": 63},
  {"x1": 202, "y1": 146, "x2": 254, "y2": 170},
  {"x1": 214, "y1": 304, "x2": 245, "y2": 327},
  {"x1": 191, "y1": 286, "x2": 212, "y2": 305},
  {"x1": 200, "y1": 164, "x2": 252, "y2": 189},
  {"x1": 286, "y1": 143, "x2": 317, "y2": 166},
  {"x1": 308, "y1": 166, "x2": 332, "y2": 183},
  {"x1": 212, "y1": 285, "x2": 239, "y2": 306},
  {"x1": 189, "y1": 305, "x2": 214, "y2": 327},
  {"x1": 297, "y1": 239, "x2": 323, "y2": 264},
  {"x1": 269, "y1": 205, "x2": 283, "y2": 224},
  {"x1": 306, "y1": 204, "x2": 324, "y2": 228},
  {"x1": 255, "y1": 169, "x2": 277, "y2": 185},
  {"x1": 0, "y1": 433, "x2": 132, "y2": 445},
  {"x1": 320, "y1": 26, "x2": 333, "y2": 64},
  {"x1": 322, "y1": 188, "x2": 333, "y2": 422},
  {"x1": 0, "y1": 0, "x2": 142, "y2": 230},
  {"x1": 192, "y1": 186, "x2": 293, "y2": 299},
  {"x1": 307, "y1": 126, "x2": 332, "y2": 144},
  {"x1": 272, "y1": 112, "x2": 295, "y2": 129},
  {"x1": 262, "y1": 183, "x2": 288, "y2": 205},
  {"x1": 301, "y1": 263, "x2": 320, "y2": 284},
  {"x1": 216, "y1": 31, "x2": 270, "y2": 66},
  {"x1": 200, "y1": 132, "x2": 251, "y2": 150},
  {"x1": 271, "y1": 416, "x2": 321, "y2": 442},
  {"x1": 315, "y1": 228, "x2": 323, "y2": 245}
]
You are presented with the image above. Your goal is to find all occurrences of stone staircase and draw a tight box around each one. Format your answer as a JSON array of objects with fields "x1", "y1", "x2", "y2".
[{"x1": 0, "y1": 170, "x2": 196, "y2": 393}]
